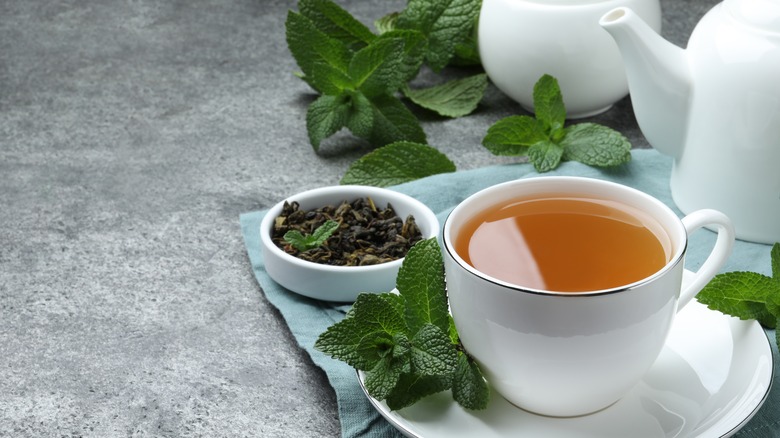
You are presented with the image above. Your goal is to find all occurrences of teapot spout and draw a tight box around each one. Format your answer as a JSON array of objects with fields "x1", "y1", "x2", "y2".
[{"x1": 600, "y1": 8, "x2": 691, "y2": 159}]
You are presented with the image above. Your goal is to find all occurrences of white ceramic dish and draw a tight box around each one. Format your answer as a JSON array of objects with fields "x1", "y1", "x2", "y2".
[
  {"x1": 358, "y1": 271, "x2": 774, "y2": 437},
  {"x1": 260, "y1": 185, "x2": 439, "y2": 302}
]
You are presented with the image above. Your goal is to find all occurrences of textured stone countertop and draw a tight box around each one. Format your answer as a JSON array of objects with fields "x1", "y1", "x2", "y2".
[{"x1": 0, "y1": 0, "x2": 721, "y2": 436}]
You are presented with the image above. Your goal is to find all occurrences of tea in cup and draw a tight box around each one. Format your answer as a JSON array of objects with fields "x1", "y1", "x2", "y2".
[{"x1": 442, "y1": 176, "x2": 735, "y2": 417}]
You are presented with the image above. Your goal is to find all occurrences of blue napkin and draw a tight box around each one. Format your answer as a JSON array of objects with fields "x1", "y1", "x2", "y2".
[{"x1": 240, "y1": 149, "x2": 779, "y2": 438}]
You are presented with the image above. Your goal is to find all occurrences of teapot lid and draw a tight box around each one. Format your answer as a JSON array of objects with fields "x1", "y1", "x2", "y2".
[{"x1": 724, "y1": 0, "x2": 780, "y2": 32}]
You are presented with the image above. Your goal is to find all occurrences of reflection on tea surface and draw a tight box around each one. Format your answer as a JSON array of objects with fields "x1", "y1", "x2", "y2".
[{"x1": 455, "y1": 196, "x2": 671, "y2": 292}]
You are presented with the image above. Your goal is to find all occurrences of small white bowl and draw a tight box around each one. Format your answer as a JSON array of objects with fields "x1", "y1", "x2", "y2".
[{"x1": 260, "y1": 185, "x2": 439, "y2": 302}]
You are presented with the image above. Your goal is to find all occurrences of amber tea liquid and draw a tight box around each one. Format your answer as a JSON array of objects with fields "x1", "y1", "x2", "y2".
[{"x1": 455, "y1": 195, "x2": 672, "y2": 292}]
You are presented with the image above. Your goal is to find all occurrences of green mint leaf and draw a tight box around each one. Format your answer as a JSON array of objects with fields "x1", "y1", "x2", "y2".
[
  {"x1": 767, "y1": 294, "x2": 780, "y2": 325},
  {"x1": 533, "y1": 74, "x2": 566, "y2": 133},
  {"x1": 451, "y1": 353, "x2": 489, "y2": 410},
  {"x1": 561, "y1": 123, "x2": 632, "y2": 167},
  {"x1": 316, "y1": 316, "x2": 375, "y2": 369},
  {"x1": 451, "y1": 37, "x2": 481, "y2": 66},
  {"x1": 364, "y1": 354, "x2": 403, "y2": 401},
  {"x1": 344, "y1": 90, "x2": 375, "y2": 140},
  {"x1": 309, "y1": 219, "x2": 340, "y2": 245},
  {"x1": 306, "y1": 93, "x2": 349, "y2": 151},
  {"x1": 528, "y1": 140, "x2": 565, "y2": 173},
  {"x1": 696, "y1": 271, "x2": 778, "y2": 327},
  {"x1": 365, "y1": 94, "x2": 427, "y2": 147},
  {"x1": 410, "y1": 323, "x2": 458, "y2": 376},
  {"x1": 385, "y1": 373, "x2": 452, "y2": 410},
  {"x1": 299, "y1": 0, "x2": 376, "y2": 51},
  {"x1": 349, "y1": 37, "x2": 406, "y2": 98},
  {"x1": 281, "y1": 230, "x2": 307, "y2": 251},
  {"x1": 482, "y1": 116, "x2": 548, "y2": 156},
  {"x1": 481, "y1": 115, "x2": 547, "y2": 156},
  {"x1": 315, "y1": 292, "x2": 408, "y2": 370},
  {"x1": 285, "y1": 11, "x2": 352, "y2": 93},
  {"x1": 771, "y1": 243, "x2": 780, "y2": 282},
  {"x1": 303, "y1": 60, "x2": 355, "y2": 96},
  {"x1": 396, "y1": 0, "x2": 480, "y2": 71},
  {"x1": 397, "y1": 238, "x2": 450, "y2": 335},
  {"x1": 340, "y1": 141, "x2": 456, "y2": 187},
  {"x1": 283, "y1": 221, "x2": 339, "y2": 252},
  {"x1": 448, "y1": 315, "x2": 459, "y2": 344},
  {"x1": 380, "y1": 291, "x2": 407, "y2": 321},
  {"x1": 404, "y1": 73, "x2": 488, "y2": 118},
  {"x1": 374, "y1": 12, "x2": 399, "y2": 34},
  {"x1": 376, "y1": 29, "x2": 427, "y2": 83}
]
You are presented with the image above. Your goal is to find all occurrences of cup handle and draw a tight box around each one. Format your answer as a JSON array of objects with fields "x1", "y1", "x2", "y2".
[{"x1": 677, "y1": 209, "x2": 735, "y2": 310}]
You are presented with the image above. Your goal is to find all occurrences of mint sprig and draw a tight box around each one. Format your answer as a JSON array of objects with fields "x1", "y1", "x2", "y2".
[
  {"x1": 283, "y1": 219, "x2": 340, "y2": 252},
  {"x1": 697, "y1": 243, "x2": 780, "y2": 346},
  {"x1": 315, "y1": 238, "x2": 490, "y2": 411},
  {"x1": 286, "y1": 0, "x2": 486, "y2": 152},
  {"x1": 403, "y1": 73, "x2": 488, "y2": 118},
  {"x1": 482, "y1": 74, "x2": 632, "y2": 172}
]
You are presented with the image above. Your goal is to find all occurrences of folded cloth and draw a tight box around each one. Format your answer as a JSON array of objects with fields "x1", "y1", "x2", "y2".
[{"x1": 240, "y1": 149, "x2": 779, "y2": 438}]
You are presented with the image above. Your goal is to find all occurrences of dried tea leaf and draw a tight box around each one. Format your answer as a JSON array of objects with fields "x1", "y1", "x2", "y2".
[{"x1": 271, "y1": 197, "x2": 423, "y2": 266}]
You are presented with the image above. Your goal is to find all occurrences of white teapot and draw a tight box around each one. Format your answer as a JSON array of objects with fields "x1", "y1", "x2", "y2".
[
  {"x1": 478, "y1": 0, "x2": 662, "y2": 118},
  {"x1": 600, "y1": 0, "x2": 780, "y2": 244}
]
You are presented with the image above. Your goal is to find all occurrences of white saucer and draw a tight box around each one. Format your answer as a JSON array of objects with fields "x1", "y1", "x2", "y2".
[{"x1": 357, "y1": 272, "x2": 774, "y2": 438}]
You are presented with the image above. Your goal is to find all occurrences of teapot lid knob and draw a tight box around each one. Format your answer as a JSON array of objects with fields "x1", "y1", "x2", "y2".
[{"x1": 724, "y1": 0, "x2": 780, "y2": 31}]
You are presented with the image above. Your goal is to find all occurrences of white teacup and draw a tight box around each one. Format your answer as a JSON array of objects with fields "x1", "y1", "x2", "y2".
[{"x1": 442, "y1": 176, "x2": 735, "y2": 417}]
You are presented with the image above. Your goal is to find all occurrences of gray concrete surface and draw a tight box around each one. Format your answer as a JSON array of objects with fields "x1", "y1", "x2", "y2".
[{"x1": 0, "y1": 0, "x2": 720, "y2": 436}]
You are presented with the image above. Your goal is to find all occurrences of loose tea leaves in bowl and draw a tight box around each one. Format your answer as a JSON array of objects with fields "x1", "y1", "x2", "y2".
[
  {"x1": 271, "y1": 197, "x2": 423, "y2": 266},
  {"x1": 260, "y1": 185, "x2": 439, "y2": 301}
]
